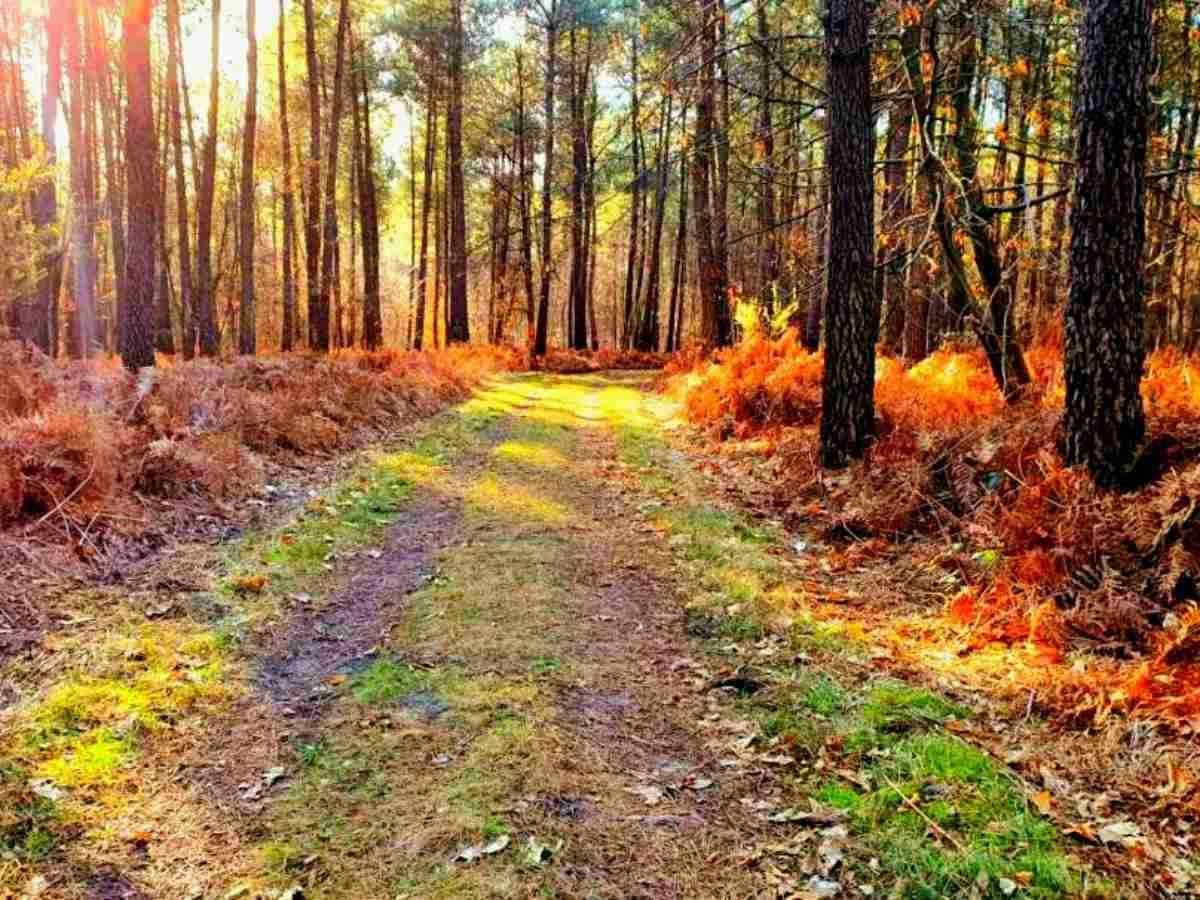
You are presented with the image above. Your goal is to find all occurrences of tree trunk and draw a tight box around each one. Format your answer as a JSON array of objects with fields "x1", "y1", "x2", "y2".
[
  {"x1": 1063, "y1": 0, "x2": 1153, "y2": 487},
  {"x1": 166, "y1": 0, "x2": 195, "y2": 356},
  {"x1": 755, "y1": 0, "x2": 779, "y2": 317},
  {"x1": 693, "y1": 0, "x2": 731, "y2": 347},
  {"x1": 819, "y1": 0, "x2": 878, "y2": 468},
  {"x1": 534, "y1": 11, "x2": 558, "y2": 356},
  {"x1": 879, "y1": 97, "x2": 912, "y2": 351},
  {"x1": 315, "y1": 0, "x2": 350, "y2": 352},
  {"x1": 636, "y1": 92, "x2": 672, "y2": 351},
  {"x1": 120, "y1": 0, "x2": 157, "y2": 370},
  {"x1": 278, "y1": 0, "x2": 297, "y2": 350},
  {"x1": 302, "y1": 0, "x2": 323, "y2": 348},
  {"x1": 516, "y1": 49, "x2": 536, "y2": 348},
  {"x1": 195, "y1": 0, "x2": 221, "y2": 355},
  {"x1": 359, "y1": 50, "x2": 382, "y2": 350},
  {"x1": 415, "y1": 92, "x2": 437, "y2": 350},
  {"x1": 65, "y1": 0, "x2": 96, "y2": 358},
  {"x1": 568, "y1": 26, "x2": 589, "y2": 350},
  {"x1": 27, "y1": 0, "x2": 65, "y2": 355},
  {"x1": 621, "y1": 26, "x2": 642, "y2": 348},
  {"x1": 238, "y1": 0, "x2": 258, "y2": 354},
  {"x1": 667, "y1": 101, "x2": 689, "y2": 352},
  {"x1": 447, "y1": 0, "x2": 470, "y2": 343}
]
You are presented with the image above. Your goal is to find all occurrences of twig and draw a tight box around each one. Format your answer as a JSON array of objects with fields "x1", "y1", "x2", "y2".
[
  {"x1": 878, "y1": 771, "x2": 965, "y2": 853},
  {"x1": 27, "y1": 462, "x2": 97, "y2": 532}
]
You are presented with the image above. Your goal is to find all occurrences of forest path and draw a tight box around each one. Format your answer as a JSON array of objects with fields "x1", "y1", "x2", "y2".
[
  {"x1": 2, "y1": 373, "x2": 1095, "y2": 900},
  {"x1": 238, "y1": 372, "x2": 780, "y2": 898}
]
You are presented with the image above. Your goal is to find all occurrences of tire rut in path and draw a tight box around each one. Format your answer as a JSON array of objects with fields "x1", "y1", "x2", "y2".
[{"x1": 254, "y1": 420, "x2": 512, "y2": 718}]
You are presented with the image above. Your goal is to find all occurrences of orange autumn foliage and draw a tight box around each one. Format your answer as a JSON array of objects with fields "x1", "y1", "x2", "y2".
[
  {"x1": 668, "y1": 330, "x2": 1200, "y2": 725},
  {"x1": 0, "y1": 343, "x2": 524, "y2": 535}
]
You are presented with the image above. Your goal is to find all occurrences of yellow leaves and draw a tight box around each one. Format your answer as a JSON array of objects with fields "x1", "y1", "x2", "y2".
[
  {"x1": 1053, "y1": 47, "x2": 1072, "y2": 67},
  {"x1": 1011, "y1": 57, "x2": 1030, "y2": 78},
  {"x1": 994, "y1": 123, "x2": 1010, "y2": 145}
]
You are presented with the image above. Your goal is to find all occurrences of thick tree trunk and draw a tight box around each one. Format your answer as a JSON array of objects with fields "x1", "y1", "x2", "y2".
[
  {"x1": 1063, "y1": 0, "x2": 1153, "y2": 487},
  {"x1": 195, "y1": 0, "x2": 221, "y2": 356},
  {"x1": 819, "y1": 0, "x2": 878, "y2": 468},
  {"x1": 238, "y1": 0, "x2": 258, "y2": 354},
  {"x1": 447, "y1": 0, "x2": 470, "y2": 343},
  {"x1": 120, "y1": 0, "x2": 157, "y2": 370}
]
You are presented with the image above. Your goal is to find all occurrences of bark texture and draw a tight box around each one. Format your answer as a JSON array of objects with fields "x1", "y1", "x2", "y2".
[
  {"x1": 1062, "y1": 0, "x2": 1153, "y2": 486},
  {"x1": 819, "y1": 0, "x2": 878, "y2": 468}
]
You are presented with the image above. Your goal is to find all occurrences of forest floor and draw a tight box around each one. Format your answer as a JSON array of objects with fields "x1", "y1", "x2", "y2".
[{"x1": 0, "y1": 372, "x2": 1157, "y2": 899}]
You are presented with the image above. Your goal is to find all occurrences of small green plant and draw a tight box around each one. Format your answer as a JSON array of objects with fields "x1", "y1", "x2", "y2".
[
  {"x1": 531, "y1": 657, "x2": 561, "y2": 676},
  {"x1": 801, "y1": 675, "x2": 848, "y2": 716},
  {"x1": 861, "y1": 683, "x2": 966, "y2": 733},
  {"x1": 350, "y1": 659, "x2": 429, "y2": 705}
]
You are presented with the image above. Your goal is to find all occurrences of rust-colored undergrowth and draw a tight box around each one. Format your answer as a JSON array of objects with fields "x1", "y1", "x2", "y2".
[{"x1": 666, "y1": 330, "x2": 1200, "y2": 728}]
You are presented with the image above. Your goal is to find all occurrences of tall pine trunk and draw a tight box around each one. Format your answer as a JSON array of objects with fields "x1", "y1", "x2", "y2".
[
  {"x1": 166, "y1": 0, "x2": 194, "y2": 356},
  {"x1": 414, "y1": 92, "x2": 437, "y2": 350},
  {"x1": 535, "y1": 10, "x2": 558, "y2": 357},
  {"x1": 447, "y1": 0, "x2": 470, "y2": 343},
  {"x1": 516, "y1": 49, "x2": 536, "y2": 348},
  {"x1": 278, "y1": 0, "x2": 297, "y2": 350},
  {"x1": 195, "y1": 0, "x2": 221, "y2": 356},
  {"x1": 65, "y1": 0, "x2": 96, "y2": 358},
  {"x1": 302, "y1": 0, "x2": 323, "y2": 348},
  {"x1": 120, "y1": 0, "x2": 156, "y2": 370},
  {"x1": 315, "y1": 0, "x2": 351, "y2": 352},
  {"x1": 692, "y1": 0, "x2": 731, "y2": 347},
  {"x1": 819, "y1": 0, "x2": 877, "y2": 468},
  {"x1": 358, "y1": 51, "x2": 382, "y2": 350},
  {"x1": 238, "y1": 0, "x2": 258, "y2": 354},
  {"x1": 1063, "y1": 0, "x2": 1153, "y2": 486},
  {"x1": 567, "y1": 26, "x2": 589, "y2": 350}
]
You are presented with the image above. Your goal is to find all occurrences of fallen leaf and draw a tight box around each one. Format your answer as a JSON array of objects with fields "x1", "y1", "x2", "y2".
[
  {"x1": 997, "y1": 877, "x2": 1017, "y2": 896},
  {"x1": 28, "y1": 779, "x2": 65, "y2": 802},
  {"x1": 481, "y1": 835, "x2": 510, "y2": 855},
  {"x1": 1031, "y1": 790, "x2": 1052, "y2": 814},
  {"x1": 630, "y1": 785, "x2": 664, "y2": 805},
  {"x1": 805, "y1": 875, "x2": 842, "y2": 898},
  {"x1": 1098, "y1": 820, "x2": 1143, "y2": 846},
  {"x1": 523, "y1": 835, "x2": 563, "y2": 866},
  {"x1": 264, "y1": 766, "x2": 286, "y2": 786},
  {"x1": 767, "y1": 806, "x2": 846, "y2": 826},
  {"x1": 232, "y1": 574, "x2": 267, "y2": 594}
]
